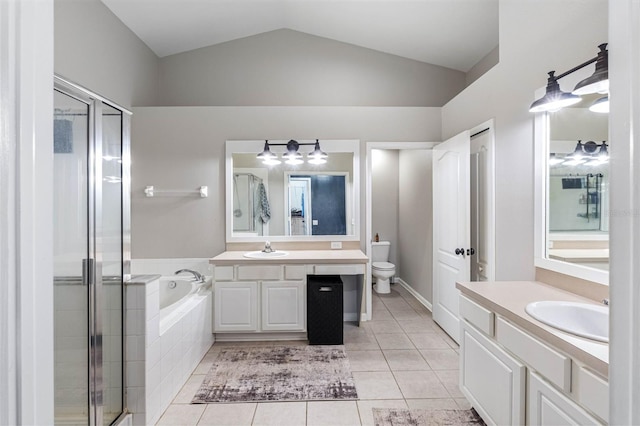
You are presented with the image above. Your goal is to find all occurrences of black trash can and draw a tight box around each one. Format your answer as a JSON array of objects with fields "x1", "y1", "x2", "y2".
[{"x1": 307, "y1": 275, "x2": 343, "y2": 345}]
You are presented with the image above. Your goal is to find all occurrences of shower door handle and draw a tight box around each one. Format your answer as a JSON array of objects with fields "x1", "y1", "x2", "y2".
[{"x1": 82, "y1": 258, "x2": 95, "y2": 286}]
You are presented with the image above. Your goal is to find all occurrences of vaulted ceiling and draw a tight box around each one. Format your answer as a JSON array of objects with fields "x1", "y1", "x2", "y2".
[{"x1": 100, "y1": 0, "x2": 498, "y2": 72}]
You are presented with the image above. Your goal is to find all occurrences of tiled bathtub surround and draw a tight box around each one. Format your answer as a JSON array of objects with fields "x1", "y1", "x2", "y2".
[{"x1": 126, "y1": 275, "x2": 214, "y2": 425}]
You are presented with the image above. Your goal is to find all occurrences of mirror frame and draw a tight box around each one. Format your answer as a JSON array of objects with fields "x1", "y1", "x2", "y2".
[
  {"x1": 225, "y1": 139, "x2": 360, "y2": 243},
  {"x1": 534, "y1": 109, "x2": 609, "y2": 285}
]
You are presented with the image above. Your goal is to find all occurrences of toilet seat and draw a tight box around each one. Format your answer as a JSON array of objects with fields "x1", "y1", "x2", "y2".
[{"x1": 372, "y1": 261, "x2": 395, "y2": 270}]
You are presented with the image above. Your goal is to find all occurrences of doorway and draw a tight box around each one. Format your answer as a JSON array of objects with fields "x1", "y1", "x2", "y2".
[
  {"x1": 53, "y1": 77, "x2": 131, "y2": 425},
  {"x1": 365, "y1": 142, "x2": 438, "y2": 320}
]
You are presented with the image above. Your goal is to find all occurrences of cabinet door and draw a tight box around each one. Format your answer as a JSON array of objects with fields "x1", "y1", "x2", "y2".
[
  {"x1": 528, "y1": 371, "x2": 603, "y2": 426},
  {"x1": 214, "y1": 281, "x2": 258, "y2": 332},
  {"x1": 460, "y1": 321, "x2": 525, "y2": 426},
  {"x1": 261, "y1": 281, "x2": 305, "y2": 331}
]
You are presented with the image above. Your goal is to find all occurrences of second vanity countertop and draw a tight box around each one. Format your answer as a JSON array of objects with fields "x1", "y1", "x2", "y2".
[
  {"x1": 209, "y1": 249, "x2": 368, "y2": 266},
  {"x1": 456, "y1": 280, "x2": 608, "y2": 377}
]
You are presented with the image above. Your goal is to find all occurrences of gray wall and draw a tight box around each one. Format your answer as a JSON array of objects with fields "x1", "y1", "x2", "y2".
[
  {"x1": 371, "y1": 150, "x2": 399, "y2": 268},
  {"x1": 54, "y1": 0, "x2": 159, "y2": 108},
  {"x1": 398, "y1": 150, "x2": 433, "y2": 302},
  {"x1": 442, "y1": 0, "x2": 608, "y2": 281},
  {"x1": 158, "y1": 29, "x2": 466, "y2": 107},
  {"x1": 466, "y1": 45, "x2": 499, "y2": 87},
  {"x1": 131, "y1": 107, "x2": 441, "y2": 258}
]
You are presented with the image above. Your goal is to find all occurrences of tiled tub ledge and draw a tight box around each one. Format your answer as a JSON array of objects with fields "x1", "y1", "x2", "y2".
[{"x1": 126, "y1": 276, "x2": 214, "y2": 426}]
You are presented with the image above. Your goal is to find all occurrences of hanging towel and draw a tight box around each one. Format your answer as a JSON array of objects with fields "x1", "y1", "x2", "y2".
[
  {"x1": 54, "y1": 119, "x2": 73, "y2": 153},
  {"x1": 256, "y1": 183, "x2": 271, "y2": 224}
]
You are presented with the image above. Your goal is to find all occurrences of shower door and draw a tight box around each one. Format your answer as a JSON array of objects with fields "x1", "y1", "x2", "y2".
[{"x1": 53, "y1": 78, "x2": 130, "y2": 426}]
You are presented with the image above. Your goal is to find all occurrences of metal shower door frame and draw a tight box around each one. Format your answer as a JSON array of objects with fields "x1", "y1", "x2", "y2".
[{"x1": 54, "y1": 75, "x2": 131, "y2": 426}]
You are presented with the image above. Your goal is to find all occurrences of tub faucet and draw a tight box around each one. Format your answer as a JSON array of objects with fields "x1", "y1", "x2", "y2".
[{"x1": 175, "y1": 269, "x2": 205, "y2": 283}]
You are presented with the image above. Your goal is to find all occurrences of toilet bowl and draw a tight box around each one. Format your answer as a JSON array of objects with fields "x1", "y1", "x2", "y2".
[
  {"x1": 371, "y1": 241, "x2": 395, "y2": 294},
  {"x1": 372, "y1": 261, "x2": 395, "y2": 294}
]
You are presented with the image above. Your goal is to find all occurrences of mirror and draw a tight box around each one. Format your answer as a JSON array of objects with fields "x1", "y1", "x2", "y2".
[
  {"x1": 226, "y1": 140, "x2": 360, "y2": 242},
  {"x1": 535, "y1": 93, "x2": 609, "y2": 284}
]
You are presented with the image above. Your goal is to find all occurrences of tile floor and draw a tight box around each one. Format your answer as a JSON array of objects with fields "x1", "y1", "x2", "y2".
[{"x1": 156, "y1": 284, "x2": 471, "y2": 425}]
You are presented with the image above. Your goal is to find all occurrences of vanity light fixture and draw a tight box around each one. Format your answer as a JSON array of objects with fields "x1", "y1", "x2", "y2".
[
  {"x1": 307, "y1": 139, "x2": 328, "y2": 165},
  {"x1": 548, "y1": 153, "x2": 565, "y2": 165},
  {"x1": 529, "y1": 71, "x2": 581, "y2": 113},
  {"x1": 283, "y1": 140, "x2": 304, "y2": 165},
  {"x1": 589, "y1": 96, "x2": 610, "y2": 113},
  {"x1": 565, "y1": 140, "x2": 609, "y2": 166},
  {"x1": 257, "y1": 139, "x2": 328, "y2": 166},
  {"x1": 530, "y1": 43, "x2": 609, "y2": 113},
  {"x1": 256, "y1": 140, "x2": 281, "y2": 165}
]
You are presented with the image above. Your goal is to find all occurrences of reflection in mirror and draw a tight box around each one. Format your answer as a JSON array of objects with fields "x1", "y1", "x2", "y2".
[
  {"x1": 547, "y1": 94, "x2": 609, "y2": 271},
  {"x1": 286, "y1": 173, "x2": 349, "y2": 236},
  {"x1": 227, "y1": 140, "x2": 359, "y2": 242}
]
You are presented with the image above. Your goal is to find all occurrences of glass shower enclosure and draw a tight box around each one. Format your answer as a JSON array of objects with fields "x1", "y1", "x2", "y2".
[{"x1": 53, "y1": 77, "x2": 131, "y2": 425}]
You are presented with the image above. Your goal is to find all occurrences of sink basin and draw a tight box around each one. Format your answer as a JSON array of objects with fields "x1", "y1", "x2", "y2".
[
  {"x1": 243, "y1": 250, "x2": 289, "y2": 259},
  {"x1": 525, "y1": 301, "x2": 609, "y2": 343}
]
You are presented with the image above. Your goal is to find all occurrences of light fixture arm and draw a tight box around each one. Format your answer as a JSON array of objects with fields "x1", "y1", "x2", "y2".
[{"x1": 554, "y1": 56, "x2": 598, "y2": 81}]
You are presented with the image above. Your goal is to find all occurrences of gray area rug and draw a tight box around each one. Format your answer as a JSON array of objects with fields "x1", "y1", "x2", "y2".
[
  {"x1": 192, "y1": 345, "x2": 358, "y2": 403},
  {"x1": 373, "y1": 408, "x2": 485, "y2": 426}
]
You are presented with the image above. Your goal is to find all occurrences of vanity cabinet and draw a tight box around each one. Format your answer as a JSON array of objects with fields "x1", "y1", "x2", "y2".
[
  {"x1": 209, "y1": 254, "x2": 368, "y2": 339},
  {"x1": 459, "y1": 293, "x2": 608, "y2": 426},
  {"x1": 528, "y1": 371, "x2": 601, "y2": 426},
  {"x1": 213, "y1": 264, "x2": 308, "y2": 334},
  {"x1": 214, "y1": 281, "x2": 259, "y2": 332},
  {"x1": 214, "y1": 279, "x2": 305, "y2": 333},
  {"x1": 261, "y1": 281, "x2": 305, "y2": 331},
  {"x1": 460, "y1": 321, "x2": 526, "y2": 425}
]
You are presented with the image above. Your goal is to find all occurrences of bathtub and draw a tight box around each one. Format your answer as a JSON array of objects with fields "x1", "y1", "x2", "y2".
[
  {"x1": 158, "y1": 276, "x2": 212, "y2": 335},
  {"x1": 126, "y1": 271, "x2": 214, "y2": 426}
]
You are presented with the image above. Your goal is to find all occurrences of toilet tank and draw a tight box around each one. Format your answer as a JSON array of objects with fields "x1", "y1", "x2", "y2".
[{"x1": 371, "y1": 241, "x2": 391, "y2": 263}]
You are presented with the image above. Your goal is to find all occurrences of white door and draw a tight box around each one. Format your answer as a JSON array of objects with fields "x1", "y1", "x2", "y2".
[{"x1": 433, "y1": 130, "x2": 470, "y2": 342}]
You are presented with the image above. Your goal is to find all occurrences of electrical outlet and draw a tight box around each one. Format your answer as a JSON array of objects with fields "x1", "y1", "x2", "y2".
[
  {"x1": 331, "y1": 241, "x2": 342, "y2": 249},
  {"x1": 312, "y1": 220, "x2": 319, "y2": 225}
]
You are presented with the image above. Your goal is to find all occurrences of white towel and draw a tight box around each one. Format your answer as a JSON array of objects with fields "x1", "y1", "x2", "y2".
[{"x1": 256, "y1": 183, "x2": 271, "y2": 223}]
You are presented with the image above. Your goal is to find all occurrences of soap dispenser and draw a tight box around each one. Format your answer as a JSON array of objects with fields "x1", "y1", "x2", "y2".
[{"x1": 374, "y1": 233, "x2": 379, "y2": 242}]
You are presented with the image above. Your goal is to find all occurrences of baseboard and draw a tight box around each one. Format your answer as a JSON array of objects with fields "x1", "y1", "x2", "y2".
[
  {"x1": 395, "y1": 278, "x2": 433, "y2": 312},
  {"x1": 214, "y1": 332, "x2": 308, "y2": 342}
]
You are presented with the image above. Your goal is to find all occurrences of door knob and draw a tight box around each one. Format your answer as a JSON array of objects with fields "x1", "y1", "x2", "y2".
[
  {"x1": 467, "y1": 248, "x2": 476, "y2": 256},
  {"x1": 454, "y1": 248, "x2": 464, "y2": 255}
]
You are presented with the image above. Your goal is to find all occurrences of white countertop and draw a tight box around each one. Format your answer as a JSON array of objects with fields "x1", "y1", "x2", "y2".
[
  {"x1": 209, "y1": 249, "x2": 368, "y2": 266},
  {"x1": 456, "y1": 280, "x2": 608, "y2": 377},
  {"x1": 548, "y1": 248, "x2": 609, "y2": 262}
]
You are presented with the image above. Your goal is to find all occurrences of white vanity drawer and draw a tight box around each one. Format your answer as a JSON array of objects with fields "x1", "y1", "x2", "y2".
[
  {"x1": 284, "y1": 265, "x2": 306, "y2": 280},
  {"x1": 460, "y1": 294, "x2": 494, "y2": 336},
  {"x1": 577, "y1": 367, "x2": 609, "y2": 422},
  {"x1": 496, "y1": 316, "x2": 571, "y2": 392},
  {"x1": 237, "y1": 265, "x2": 282, "y2": 280},
  {"x1": 214, "y1": 265, "x2": 234, "y2": 281},
  {"x1": 313, "y1": 264, "x2": 365, "y2": 275}
]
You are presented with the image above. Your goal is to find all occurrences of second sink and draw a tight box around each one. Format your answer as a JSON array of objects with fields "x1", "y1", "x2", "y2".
[{"x1": 525, "y1": 300, "x2": 609, "y2": 343}]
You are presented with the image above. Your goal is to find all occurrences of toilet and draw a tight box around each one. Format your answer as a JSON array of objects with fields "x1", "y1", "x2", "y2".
[{"x1": 371, "y1": 241, "x2": 396, "y2": 294}]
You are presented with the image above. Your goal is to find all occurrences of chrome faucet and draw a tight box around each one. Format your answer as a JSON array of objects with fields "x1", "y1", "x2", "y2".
[
  {"x1": 262, "y1": 241, "x2": 274, "y2": 253},
  {"x1": 175, "y1": 269, "x2": 205, "y2": 283}
]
